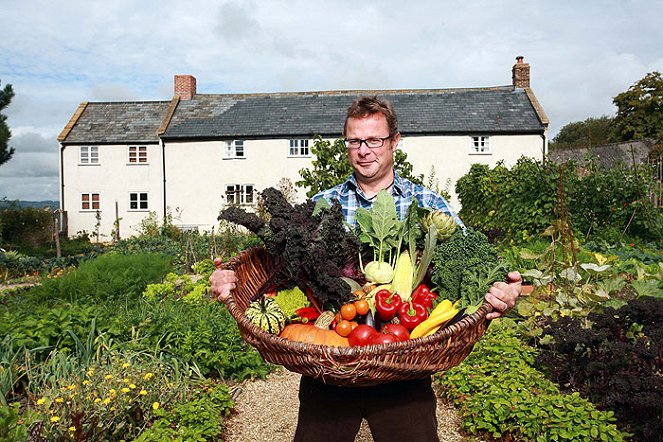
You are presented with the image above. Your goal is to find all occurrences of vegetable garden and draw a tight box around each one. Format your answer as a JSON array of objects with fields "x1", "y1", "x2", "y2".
[{"x1": 1, "y1": 157, "x2": 662, "y2": 441}]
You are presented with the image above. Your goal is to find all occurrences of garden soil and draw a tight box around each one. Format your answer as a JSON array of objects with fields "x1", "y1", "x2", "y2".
[{"x1": 222, "y1": 367, "x2": 466, "y2": 442}]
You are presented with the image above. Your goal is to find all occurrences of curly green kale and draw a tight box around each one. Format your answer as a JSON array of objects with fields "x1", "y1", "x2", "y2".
[
  {"x1": 430, "y1": 228, "x2": 508, "y2": 310},
  {"x1": 218, "y1": 188, "x2": 360, "y2": 307}
]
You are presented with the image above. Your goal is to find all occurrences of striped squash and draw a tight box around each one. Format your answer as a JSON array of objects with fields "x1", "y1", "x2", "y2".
[{"x1": 245, "y1": 297, "x2": 287, "y2": 334}]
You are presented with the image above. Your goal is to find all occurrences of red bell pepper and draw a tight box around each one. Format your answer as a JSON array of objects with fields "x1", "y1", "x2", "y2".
[
  {"x1": 375, "y1": 289, "x2": 402, "y2": 322},
  {"x1": 398, "y1": 301, "x2": 428, "y2": 330},
  {"x1": 411, "y1": 284, "x2": 438, "y2": 310}
]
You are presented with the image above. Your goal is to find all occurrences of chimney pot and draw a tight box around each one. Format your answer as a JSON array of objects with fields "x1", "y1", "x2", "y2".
[
  {"x1": 512, "y1": 56, "x2": 530, "y2": 88},
  {"x1": 174, "y1": 75, "x2": 197, "y2": 100}
]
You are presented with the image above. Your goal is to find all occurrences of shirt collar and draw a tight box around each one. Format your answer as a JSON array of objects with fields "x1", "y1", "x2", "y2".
[{"x1": 344, "y1": 170, "x2": 405, "y2": 196}]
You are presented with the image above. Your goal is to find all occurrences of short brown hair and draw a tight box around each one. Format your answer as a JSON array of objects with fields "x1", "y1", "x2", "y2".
[{"x1": 344, "y1": 96, "x2": 398, "y2": 136}]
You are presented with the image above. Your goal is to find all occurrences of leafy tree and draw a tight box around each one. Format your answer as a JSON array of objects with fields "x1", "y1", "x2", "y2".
[
  {"x1": 549, "y1": 116, "x2": 614, "y2": 150},
  {"x1": 296, "y1": 135, "x2": 422, "y2": 197},
  {"x1": 612, "y1": 71, "x2": 663, "y2": 141},
  {"x1": 0, "y1": 80, "x2": 15, "y2": 166}
]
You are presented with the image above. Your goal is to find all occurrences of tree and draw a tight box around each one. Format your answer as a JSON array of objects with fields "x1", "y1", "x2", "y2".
[
  {"x1": 612, "y1": 71, "x2": 663, "y2": 142},
  {"x1": 549, "y1": 116, "x2": 614, "y2": 150},
  {"x1": 0, "y1": 80, "x2": 15, "y2": 166},
  {"x1": 296, "y1": 135, "x2": 423, "y2": 197}
]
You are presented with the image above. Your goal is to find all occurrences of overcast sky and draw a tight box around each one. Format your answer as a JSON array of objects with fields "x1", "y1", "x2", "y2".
[{"x1": 1, "y1": 0, "x2": 662, "y2": 201}]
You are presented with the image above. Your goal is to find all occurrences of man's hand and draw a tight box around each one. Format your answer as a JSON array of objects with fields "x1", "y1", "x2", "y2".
[
  {"x1": 485, "y1": 271, "x2": 522, "y2": 320},
  {"x1": 209, "y1": 259, "x2": 238, "y2": 302}
]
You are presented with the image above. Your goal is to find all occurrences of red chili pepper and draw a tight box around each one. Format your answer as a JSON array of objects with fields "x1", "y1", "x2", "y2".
[
  {"x1": 375, "y1": 289, "x2": 402, "y2": 322},
  {"x1": 398, "y1": 301, "x2": 428, "y2": 330},
  {"x1": 295, "y1": 306, "x2": 320, "y2": 324},
  {"x1": 411, "y1": 284, "x2": 438, "y2": 310}
]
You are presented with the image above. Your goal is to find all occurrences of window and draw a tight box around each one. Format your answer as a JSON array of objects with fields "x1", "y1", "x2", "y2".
[
  {"x1": 289, "y1": 139, "x2": 310, "y2": 157},
  {"x1": 80, "y1": 146, "x2": 99, "y2": 164},
  {"x1": 224, "y1": 140, "x2": 245, "y2": 158},
  {"x1": 128, "y1": 146, "x2": 148, "y2": 163},
  {"x1": 129, "y1": 192, "x2": 149, "y2": 210},
  {"x1": 81, "y1": 193, "x2": 100, "y2": 210},
  {"x1": 470, "y1": 136, "x2": 490, "y2": 154},
  {"x1": 225, "y1": 184, "x2": 254, "y2": 205}
]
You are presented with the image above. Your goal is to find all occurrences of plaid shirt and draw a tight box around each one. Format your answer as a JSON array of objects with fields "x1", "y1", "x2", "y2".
[{"x1": 313, "y1": 171, "x2": 464, "y2": 229}]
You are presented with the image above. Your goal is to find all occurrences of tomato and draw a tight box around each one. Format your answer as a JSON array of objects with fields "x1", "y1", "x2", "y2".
[
  {"x1": 340, "y1": 303, "x2": 357, "y2": 321},
  {"x1": 354, "y1": 299, "x2": 369, "y2": 316},
  {"x1": 381, "y1": 324, "x2": 410, "y2": 342},
  {"x1": 348, "y1": 324, "x2": 378, "y2": 347},
  {"x1": 370, "y1": 332, "x2": 398, "y2": 345},
  {"x1": 335, "y1": 320, "x2": 353, "y2": 337},
  {"x1": 350, "y1": 321, "x2": 359, "y2": 330},
  {"x1": 213, "y1": 257, "x2": 223, "y2": 268}
]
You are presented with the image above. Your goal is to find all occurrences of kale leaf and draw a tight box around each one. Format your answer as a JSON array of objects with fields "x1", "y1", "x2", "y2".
[
  {"x1": 218, "y1": 188, "x2": 360, "y2": 307},
  {"x1": 430, "y1": 228, "x2": 507, "y2": 310}
]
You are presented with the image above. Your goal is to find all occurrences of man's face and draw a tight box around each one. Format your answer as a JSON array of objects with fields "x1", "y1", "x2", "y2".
[{"x1": 345, "y1": 113, "x2": 400, "y2": 185}]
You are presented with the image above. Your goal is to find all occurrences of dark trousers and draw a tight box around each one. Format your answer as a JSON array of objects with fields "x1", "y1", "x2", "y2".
[{"x1": 293, "y1": 375, "x2": 439, "y2": 442}]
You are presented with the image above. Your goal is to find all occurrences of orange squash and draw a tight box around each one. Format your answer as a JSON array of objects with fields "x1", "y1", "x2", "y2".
[{"x1": 280, "y1": 324, "x2": 350, "y2": 347}]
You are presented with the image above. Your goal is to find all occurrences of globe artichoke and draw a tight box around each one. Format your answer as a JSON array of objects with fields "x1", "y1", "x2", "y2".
[{"x1": 423, "y1": 211, "x2": 457, "y2": 241}]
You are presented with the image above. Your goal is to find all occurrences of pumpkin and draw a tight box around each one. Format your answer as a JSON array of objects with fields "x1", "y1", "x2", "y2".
[
  {"x1": 245, "y1": 297, "x2": 287, "y2": 334},
  {"x1": 280, "y1": 324, "x2": 350, "y2": 347}
]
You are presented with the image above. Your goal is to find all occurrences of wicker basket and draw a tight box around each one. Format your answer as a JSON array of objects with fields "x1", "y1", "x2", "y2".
[{"x1": 222, "y1": 246, "x2": 493, "y2": 387}]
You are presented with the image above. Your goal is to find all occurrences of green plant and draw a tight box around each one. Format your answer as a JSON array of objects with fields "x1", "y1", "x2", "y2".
[
  {"x1": 0, "y1": 402, "x2": 27, "y2": 442},
  {"x1": 436, "y1": 328, "x2": 629, "y2": 441}
]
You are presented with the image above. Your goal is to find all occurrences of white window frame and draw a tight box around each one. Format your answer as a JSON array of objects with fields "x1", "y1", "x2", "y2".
[
  {"x1": 128, "y1": 146, "x2": 148, "y2": 164},
  {"x1": 80, "y1": 146, "x2": 99, "y2": 164},
  {"x1": 129, "y1": 192, "x2": 149, "y2": 211},
  {"x1": 470, "y1": 136, "x2": 491, "y2": 154},
  {"x1": 289, "y1": 139, "x2": 310, "y2": 157},
  {"x1": 224, "y1": 140, "x2": 245, "y2": 159},
  {"x1": 81, "y1": 193, "x2": 100, "y2": 211},
  {"x1": 225, "y1": 184, "x2": 255, "y2": 205}
]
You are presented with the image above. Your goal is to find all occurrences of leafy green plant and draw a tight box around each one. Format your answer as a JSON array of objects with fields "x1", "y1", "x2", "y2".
[
  {"x1": 0, "y1": 402, "x2": 27, "y2": 442},
  {"x1": 436, "y1": 327, "x2": 629, "y2": 441}
]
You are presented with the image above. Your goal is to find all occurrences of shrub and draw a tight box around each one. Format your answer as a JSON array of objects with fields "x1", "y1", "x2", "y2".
[
  {"x1": 436, "y1": 327, "x2": 629, "y2": 441},
  {"x1": 537, "y1": 296, "x2": 663, "y2": 441},
  {"x1": 27, "y1": 252, "x2": 172, "y2": 305},
  {"x1": 0, "y1": 204, "x2": 54, "y2": 250}
]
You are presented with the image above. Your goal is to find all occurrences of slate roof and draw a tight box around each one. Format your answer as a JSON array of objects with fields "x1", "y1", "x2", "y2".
[
  {"x1": 61, "y1": 101, "x2": 172, "y2": 144},
  {"x1": 60, "y1": 86, "x2": 546, "y2": 144},
  {"x1": 162, "y1": 86, "x2": 545, "y2": 140}
]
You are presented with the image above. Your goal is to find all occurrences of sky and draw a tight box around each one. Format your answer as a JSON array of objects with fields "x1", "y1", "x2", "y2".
[{"x1": 1, "y1": 0, "x2": 662, "y2": 201}]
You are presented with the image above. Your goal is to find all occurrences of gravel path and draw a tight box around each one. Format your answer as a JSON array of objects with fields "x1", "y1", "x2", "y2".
[{"x1": 223, "y1": 368, "x2": 465, "y2": 442}]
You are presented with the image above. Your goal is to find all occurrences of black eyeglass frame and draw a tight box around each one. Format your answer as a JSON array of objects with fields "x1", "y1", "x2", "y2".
[{"x1": 344, "y1": 135, "x2": 393, "y2": 150}]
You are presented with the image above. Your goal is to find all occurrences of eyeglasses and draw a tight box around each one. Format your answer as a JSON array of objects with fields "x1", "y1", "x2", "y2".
[{"x1": 345, "y1": 136, "x2": 392, "y2": 150}]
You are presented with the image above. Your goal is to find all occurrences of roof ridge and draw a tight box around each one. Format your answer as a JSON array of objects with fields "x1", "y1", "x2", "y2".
[
  {"x1": 85, "y1": 100, "x2": 172, "y2": 105},
  {"x1": 193, "y1": 85, "x2": 515, "y2": 99}
]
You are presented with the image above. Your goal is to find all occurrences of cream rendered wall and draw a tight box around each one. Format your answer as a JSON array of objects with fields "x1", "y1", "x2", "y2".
[
  {"x1": 61, "y1": 143, "x2": 163, "y2": 239},
  {"x1": 400, "y1": 134, "x2": 545, "y2": 209},
  {"x1": 164, "y1": 139, "x2": 314, "y2": 232}
]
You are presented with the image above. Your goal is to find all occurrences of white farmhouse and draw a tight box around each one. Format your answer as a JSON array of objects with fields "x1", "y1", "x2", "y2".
[{"x1": 58, "y1": 57, "x2": 548, "y2": 239}]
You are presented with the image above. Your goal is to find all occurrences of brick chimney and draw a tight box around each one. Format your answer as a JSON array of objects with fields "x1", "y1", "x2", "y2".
[
  {"x1": 174, "y1": 75, "x2": 196, "y2": 100},
  {"x1": 512, "y1": 56, "x2": 530, "y2": 89}
]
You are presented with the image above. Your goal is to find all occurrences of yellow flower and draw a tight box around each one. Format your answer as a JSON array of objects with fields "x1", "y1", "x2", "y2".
[
  {"x1": 105, "y1": 375, "x2": 112, "y2": 380},
  {"x1": 109, "y1": 389, "x2": 117, "y2": 395},
  {"x1": 152, "y1": 402, "x2": 160, "y2": 410},
  {"x1": 50, "y1": 416, "x2": 59, "y2": 423},
  {"x1": 94, "y1": 398, "x2": 101, "y2": 403},
  {"x1": 123, "y1": 378, "x2": 130, "y2": 383},
  {"x1": 55, "y1": 398, "x2": 64, "y2": 403},
  {"x1": 121, "y1": 388, "x2": 130, "y2": 393},
  {"x1": 129, "y1": 384, "x2": 136, "y2": 389},
  {"x1": 103, "y1": 398, "x2": 111, "y2": 405},
  {"x1": 82, "y1": 380, "x2": 90, "y2": 386},
  {"x1": 36, "y1": 398, "x2": 46, "y2": 405},
  {"x1": 69, "y1": 426, "x2": 76, "y2": 432},
  {"x1": 86, "y1": 369, "x2": 94, "y2": 376},
  {"x1": 139, "y1": 389, "x2": 147, "y2": 396},
  {"x1": 144, "y1": 372, "x2": 154, "y2": 381},
  {"x1": 122, "y1": 362, "x2": 130, "y2": 368}
]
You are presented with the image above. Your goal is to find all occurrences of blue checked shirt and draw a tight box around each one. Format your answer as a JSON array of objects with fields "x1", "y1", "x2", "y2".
[{"x1": 313, "y1": 171, "x2": 464, "y2": 229}]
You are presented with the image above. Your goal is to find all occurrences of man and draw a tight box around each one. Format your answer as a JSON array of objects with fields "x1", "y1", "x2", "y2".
[{"x1": 210, "y1": 96, "x2": 521, "y2": 441}]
